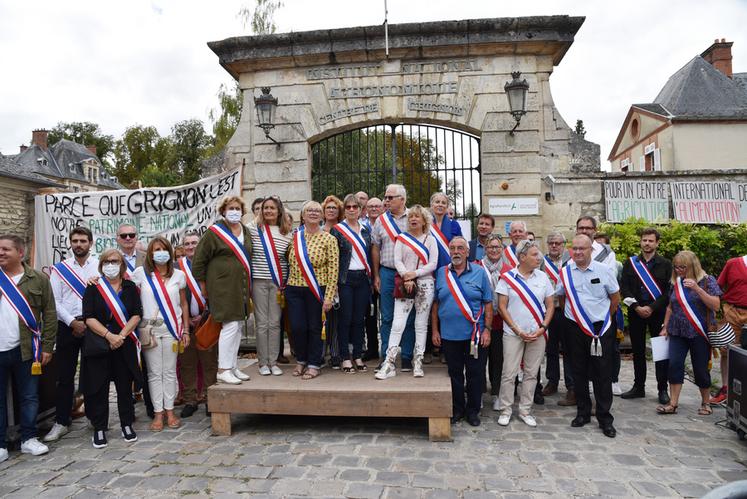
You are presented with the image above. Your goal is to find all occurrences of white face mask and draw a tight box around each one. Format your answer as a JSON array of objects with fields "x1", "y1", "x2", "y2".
[
  {"x1": 153, "y1": 250, "x2": 171, "y2": 265},
  {"x1": 102, "y1": 263, "x2": 120, "y2": 279},
  {"x1": 225, "y1": 209, "x2": 243, "y2": 223}
]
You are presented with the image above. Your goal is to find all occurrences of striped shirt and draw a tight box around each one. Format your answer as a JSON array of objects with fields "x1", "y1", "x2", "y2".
[
  {"x1": 371, "y1": 209, "x2": 409, "y2": 268},
  {"x1": 249, "y1": 225, "x2": 291, "y2": 283}
]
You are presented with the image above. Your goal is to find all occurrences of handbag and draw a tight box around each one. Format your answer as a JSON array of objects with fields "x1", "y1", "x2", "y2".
[
  {"x1": 195, "y1": 310, "x2": 222, "y2": 350},
  {"x1": 82, "y1": 328, "x2": 111, "y2": 357},
  {"x1": 708, "y1": 321, "x2": 735, "y2": 348},
  {"x1": 137, "y1": 312, "x2": 160, "y2": 350},
  {"x1": 393, "y1": 273, "x2": 417, "y2": 299}
]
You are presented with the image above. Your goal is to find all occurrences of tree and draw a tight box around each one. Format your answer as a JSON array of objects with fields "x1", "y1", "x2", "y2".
[
  {"x1": 170, "y1": 119, "x2": 211, "y2": 183},
  {"x1": 238, "y1": 0, "x2": 282, "y2": 34},
  {"x1": 575, "y1": 119, "x2": 586, "y2": 138},
  {"x1": 112, "y1": 125, "x2": 161, "y2": 186},
  {"x1": 48, "y1": 121, "x2": 115, "y2": 169}
]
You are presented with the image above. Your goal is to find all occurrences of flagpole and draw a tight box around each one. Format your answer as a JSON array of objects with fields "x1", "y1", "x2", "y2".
[{"x1": 384, "y1": 0, "x2": 389, "y2": 57}]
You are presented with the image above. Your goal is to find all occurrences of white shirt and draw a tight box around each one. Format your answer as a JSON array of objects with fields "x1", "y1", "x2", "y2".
[
  {"x1": 0, "y1": 273, "x2": 23, "y2": 351},
  {"x1": 495, "y1": 268, "x2": 554, "y2": 337},
  {"x1": 347, "y1": 225, "x2": 366, "y2": 271},
  {"x1": 49, "y1": 255, "x2": 100, "y2": 326},
  {"x1": 592, "y1": 241, "x2": 617, "y2": 274},
  {"x1": 394, "y1": 233, "x2": 439, "y2": 281},
  {"x1": 132, "y1": 267, "x2": 186, "y2": 323}
]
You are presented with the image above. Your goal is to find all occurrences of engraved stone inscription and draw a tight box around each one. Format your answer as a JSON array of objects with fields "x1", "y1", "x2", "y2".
[
  {"x1": 306, "y1": 64, "x2": 381, "y2": 80},
  {"x1": 329, "y1": 82, "x2": 457, "y2": 99},
  {"x1": 407, "y1": 100, "x2": 465, "y2": 116},
  {"x1": 305, "y1": 59, "x2": 480, "y2": 80},
  {"x1": 319, "y1": 102, "x2": 379, "y2": 124}
]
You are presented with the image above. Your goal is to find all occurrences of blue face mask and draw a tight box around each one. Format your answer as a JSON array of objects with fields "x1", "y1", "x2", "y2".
[{"x1": 153, "y1": 250, "x2": 170, "y2": 265}]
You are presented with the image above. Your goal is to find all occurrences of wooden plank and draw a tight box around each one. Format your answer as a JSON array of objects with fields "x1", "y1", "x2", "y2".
[
  {"x1": 211, "y1": 412, "x2": 232, "y2": 436},
  {"x1": 428, "y1": 417, "x2": 452, "y2": 442}
]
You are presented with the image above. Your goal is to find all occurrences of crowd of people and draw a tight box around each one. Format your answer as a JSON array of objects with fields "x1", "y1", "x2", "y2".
[{"x1": 0, "y1": 183, "x2": 745, "y2": 461}]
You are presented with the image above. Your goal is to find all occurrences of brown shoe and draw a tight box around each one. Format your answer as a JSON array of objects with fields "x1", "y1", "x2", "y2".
[
  {"x1": 542, "y1": 382, "x2": 558, "y2": 396},
  {"x1": 276, "y1": 355, "x2": 290, "y2": 364},
  {"x1": 558, "y1": 389, "x2": 577, "y2": 406}
]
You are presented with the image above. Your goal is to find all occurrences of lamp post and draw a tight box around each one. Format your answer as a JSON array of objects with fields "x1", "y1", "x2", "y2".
[
  {"x1": 504, "y1": 71, "x2": 529, "y2": 135},
  {"x1": 254, "y1": 87, "x2": 280, "y2": 145}
]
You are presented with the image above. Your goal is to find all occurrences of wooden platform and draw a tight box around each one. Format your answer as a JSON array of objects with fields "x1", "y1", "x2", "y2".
[{"x1": 208, "y1": 364, "x2": 453, "y2": 441}]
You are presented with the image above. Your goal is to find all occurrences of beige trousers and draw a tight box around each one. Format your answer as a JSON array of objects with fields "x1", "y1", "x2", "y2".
[{"x1": 497, "y1": 333, "x2": 547, "y2": 417}]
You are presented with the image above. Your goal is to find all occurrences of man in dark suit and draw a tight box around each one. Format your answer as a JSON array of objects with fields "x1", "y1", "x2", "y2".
[{"x1": 468, "y1": 213, "x2": 495, "y2": 262}]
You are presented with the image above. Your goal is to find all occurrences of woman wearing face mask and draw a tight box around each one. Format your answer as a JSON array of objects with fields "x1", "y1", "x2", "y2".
[
  {"x1": 131, "y1": 237, "x2": 190, "y2": 431},
  {"x1": 82, "y1": 249, "x2": 143, "y2": 448},
  {"x1": 192, "y1": 196, "x2": 254, "y2": 386}
]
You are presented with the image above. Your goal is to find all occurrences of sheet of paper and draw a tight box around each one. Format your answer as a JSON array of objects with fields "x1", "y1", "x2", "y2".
[{"x1": 651, "y1": 336, "x2": 670, "y2": 362}]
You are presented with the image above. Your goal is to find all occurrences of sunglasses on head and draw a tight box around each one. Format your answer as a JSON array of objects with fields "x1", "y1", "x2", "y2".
[{"x1": 118, "y1": 233, "x2": 137, "y2": 239}]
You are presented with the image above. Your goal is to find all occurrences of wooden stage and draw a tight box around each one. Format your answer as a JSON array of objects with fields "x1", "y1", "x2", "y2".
[{"x1": 208, "y1": 364, "x2": 453, "y2": 441}]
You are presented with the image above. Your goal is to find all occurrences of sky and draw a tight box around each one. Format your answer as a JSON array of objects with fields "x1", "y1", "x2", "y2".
[{"x1": 1, "y1": 0, "x2": 746, "y2": 168}]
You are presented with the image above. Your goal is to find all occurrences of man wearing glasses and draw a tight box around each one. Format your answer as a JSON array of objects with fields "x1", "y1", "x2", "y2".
[
  {"x1": 371, "y1": 184, "x2": 415, "y2": 372},
  {"x1": 116, "y1": 224, "x2": 145, "y2": 273}
]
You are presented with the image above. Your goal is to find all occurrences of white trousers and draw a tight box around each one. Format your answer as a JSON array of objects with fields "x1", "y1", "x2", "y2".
[
  {"x1": 387, "y1": 280, "x2": 434, "y2": 358},
  {"x1": 497, "y1": 333, "x2": 546, "y2": 417},
  {"x1": 143, "y1": 326, "x2": 178, "y2": 413},
  {"x1": 218, "y1": 320, "x2": 242, "y2": 370}
]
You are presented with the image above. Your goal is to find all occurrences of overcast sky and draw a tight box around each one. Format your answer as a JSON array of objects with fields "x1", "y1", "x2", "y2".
[{"x1": 1, "y1": 0, "x2": 746, "y2": 167}]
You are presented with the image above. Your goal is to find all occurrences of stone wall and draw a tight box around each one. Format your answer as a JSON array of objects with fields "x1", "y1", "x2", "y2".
[{"x1": 0, "y1": 178, "x2": 36, "y2": 245}]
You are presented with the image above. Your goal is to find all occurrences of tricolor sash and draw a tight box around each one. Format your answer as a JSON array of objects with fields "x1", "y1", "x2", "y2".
[
  {"x1": 559, "y1": 265, "x2": 611, "y2": 356},
  {"x1": 630, "y1": 256, "x2": 662, "y2": 300},
  {"x1": 673, "y1": 277, "x2": 709, "y2": 342},
  {"x1": 209, "y1": 223, "x2": 252, "y2": 290},
  {"x1": 430, "y1": 223, "x2": 450, "y2": 262},
  {"x1": 0, "y1": 268, "x2": 42, "y2": 372},
  {"x1": 444, "y1": 265, "x2": 484, "y2": 358},
  {"x1": 380, "y1": 211, "x2": 402, "y2": 243},
  {"x1": 52, "y1": 260, "x2": 87, "y2": 299},
  {"x1": 124, "y1": 258, "x2": 135, "y2": 279},
  {"x1": 177, "y1": 257, "x2": 205, "y2": 313},
  {"x1": 95, "y1": 278, "x2": 141, "y2": 352},
  {"x1": 143, "y1": 271, "x2": 182, "y2": 342},
  {"x1": 501, "y1": 270, "x2": 547, "y2": 338},
  {"x1": 294, "y1": 227, "x2": 324, "y2": 303},
  {"x1": 258, "y1": 225, "x2": 285, "y2": 289},
  {"x1": 503, "y1": 245, "x2": 519, "y2": 268},
  {"x1": 398, "y1": 233, "x2": 430, "y2": 265},
  {"x1": 543, "y1": 256, "x2": 560, "y2": 285},
  {"x1": 334, "y1": 221, "x2": 371, "y2": 276}
]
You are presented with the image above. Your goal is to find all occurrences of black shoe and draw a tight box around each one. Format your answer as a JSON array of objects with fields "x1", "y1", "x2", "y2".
[
  {"x1": 466, "y1": 414, "x2": 481, "y2": 427},
  {"x1": 534, "y1": 391, "x2": 545, "y2": 405},
  {"x1": 330, "y1": 358, "x2": 341, "y2": 370},
  {"x1": 570, "y1": 416, "x2": 591, "y2": 428},
  {"x1": 276, "y1": 355, "x2": 290, "y2": 364},
  {"x1": 180, "y1": 404, "x2": 198, "y2": 418},
  {"x1": 621, "y1": 387, "x2": 645, "y2": 399},
  {"x1": 205, "y1": 404, "x2": 211, "y2": 417},
  {"x1": 121, "y1": 425, "x2": 137, "y2": 443},
  {"x1": 92, "y1": 430, "x2": 107, "y2": 449},
  {"x1": 601, "y1": 424, "x2": 617, "y2": 438},
  {"x1": 401, "y1": 358, "x2": 413, "y2": 372},
  {"x1": 374, "y1": 361, "x2": 383, "y2": 372},
  {"x1": 450, "y1": 413, "x2": 464, "y2": 424},
  {"x1": 658, "y1": 389, "x2": 670, "y2": 405}
]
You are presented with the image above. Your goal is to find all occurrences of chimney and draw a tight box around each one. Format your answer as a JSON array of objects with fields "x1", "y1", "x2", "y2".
[
  {"x1": 86, "y1": 144, "x2": 97, "y2": 156},
  {"x1": 19, "y1": 144, "x2": 28, "y2": 153},
  {"x1": 31, "y1": 129, "x2": 49, "y2": 151},
  {"x1": 701, "y1": 38, "x2": 733, "y2": 78}
]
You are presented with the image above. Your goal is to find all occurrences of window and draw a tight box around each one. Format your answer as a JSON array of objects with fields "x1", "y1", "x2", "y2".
[{"x1": 620, "y1": 158, "x2": 631, "y2": 172}]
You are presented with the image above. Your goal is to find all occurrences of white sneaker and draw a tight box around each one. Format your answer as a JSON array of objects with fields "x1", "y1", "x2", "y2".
[
  {"x1": 0, "y1": 448, "x2": 8, "y2": 463},
  {"x1": 612, "y1": 382, "x2": 622, "y2": 396},
  {"x1": 492, "y1": 396, "x2": 501, "y2": 411},
  {"x1": 498, "y1": 414, "x2": 511, "y2": 426},
  {"x1": 519, "y1": 414, "x2": 537, "y2": 427},
  {"x1": 375, "y1": 362, "x2": 396, "y2": 380},
  {"x1": 217, "y1": 370, "x2": 242, "y2": 385},
  {"x1": 258, "y1": 365, "x2": 271, "y2": 376},
  {"x1": 270, "y1": 365, "x2": 283, "y2": 376},
  {"x1": 43, "y1": 423, "x2": 69, "y2": 442},
  {"x1": 413, "y1": 358, "x2": 424, "y2": 378},
  {"x1": 233, "y1": 368, "x2": 251, "y2": 381},
  {"x1": 20, "y1": 438, "x2": 49, "y2": 456}
]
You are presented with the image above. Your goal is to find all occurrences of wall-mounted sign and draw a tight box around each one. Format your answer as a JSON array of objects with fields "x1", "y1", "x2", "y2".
[
  {"x1": 604, "y1": 180, "x2": 669, "y2": 222},
  {"x1": 488, "y1": 197, "x2": 539, "y2": 216},
  {"x1": 671, "y1": 181, "x2": 740, "y2": 224}
]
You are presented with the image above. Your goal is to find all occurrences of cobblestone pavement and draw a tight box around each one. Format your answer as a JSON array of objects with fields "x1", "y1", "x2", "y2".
[{"x1": 0, "y1": 358, "x2": 745, "y2": 498}]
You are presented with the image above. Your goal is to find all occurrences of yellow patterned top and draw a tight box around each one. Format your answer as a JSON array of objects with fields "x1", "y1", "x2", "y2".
[{"x1": 288, "y1": 229, "x2": 339, "y2": 299}]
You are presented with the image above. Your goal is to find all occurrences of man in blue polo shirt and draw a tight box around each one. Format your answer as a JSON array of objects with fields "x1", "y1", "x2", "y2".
[{"x1": 432, "y1": 236, "x2": 493, "y2": 427}]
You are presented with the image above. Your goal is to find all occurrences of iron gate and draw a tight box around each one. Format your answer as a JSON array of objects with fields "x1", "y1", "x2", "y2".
[{"x1": 311, "y1": 123, "x2": 481, "y2": 221}]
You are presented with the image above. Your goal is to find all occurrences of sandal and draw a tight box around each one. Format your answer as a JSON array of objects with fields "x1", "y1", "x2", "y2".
[
  {"x1": 149, "y1": 412, "x2": 164, "y2": 432},
  {"x1": 302, "y1": 368, "x2": 320, "y2": 380},
  {"x1": 354, "y1": 359, "x2": 367, "y2": 372},
  {"x1": 697, "y1": 404, "x2": 713, "y2": 416},
  {"x1": 165, "y1": 410, "x2": 181, "y2": 429},
  {"x1": 292, "y1": 365, "x2": 306, "y2": 377},
  {"x1": 341, "y1": 360, "x2": 355, "y2": 373},
  {"x1": 656, "y1": 404, "x2": 678, "y2": 415}
]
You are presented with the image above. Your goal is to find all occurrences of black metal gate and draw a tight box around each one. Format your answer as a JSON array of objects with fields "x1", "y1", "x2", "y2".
[{"x1": 311, "y1": 123, "x2": 481, "y2": 221}]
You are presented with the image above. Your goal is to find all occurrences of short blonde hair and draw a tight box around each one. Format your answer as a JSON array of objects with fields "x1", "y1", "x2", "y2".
[
  {"x1": 671, "y1": 250, "x2": 707, "y2": 284},
  {"x1": 300, "y1": 200, "x2": 323, "y2": 224},
  {"x1": 407, "y1": 204, "x2": 432, "y2": 233},
  {"x1": 218, "y1": 196, "x2": 247, "y2": 216}
]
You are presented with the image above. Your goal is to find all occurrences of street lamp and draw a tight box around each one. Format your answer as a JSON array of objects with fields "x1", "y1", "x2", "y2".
[
  {"x1": 254, "y1": 87, "x2": 280, "y2": 145},
  {"x1": 504, "y1": 71, "x2": 529, "y2": 135}
]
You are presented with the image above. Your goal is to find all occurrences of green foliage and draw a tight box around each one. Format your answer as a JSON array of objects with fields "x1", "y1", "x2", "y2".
[
  {"x1": 574, "y1": 119, "x2": 586, "y2": 138},
  {"x1": 238, "y1": 0, "x2": 283, "y2": 35},
  {"x1": 48, "y1": 121, "x2": 115, "y2": 169},
  {"x1": 112, "y1": 125, "x2": 161, "y2": 186},
  {"x1": 170, "y1": 119, "x2": 211, "y2": 183},
  {"x1": 207, "y1": 83, "x2": 242, "y2": 155}
]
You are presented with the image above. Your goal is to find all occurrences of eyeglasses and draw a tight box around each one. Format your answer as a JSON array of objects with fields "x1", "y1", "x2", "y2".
[
  {"x1": 102, "y1": 259, "x2": 122, "y2": 265},
  {"x1": 674, "y1": 265, "x2": 688, "y2": 271},
  {"x1": 324, "y1": 206, "x2": 338, "y2": 210},
  {"x1": 576, "y1": 226, "x2": 594, "y2": 231},
  {"x1": 548, "y1": 241, "x2": 564, "y2": 246},
  {"x1": 344, "y1": 205, "x2": 359, "y2": 210},
  {"x1": 118, "y1": 233, "x2": 137, "y2": 239},
  {"x1": 384, "y1": 195, "x2": 402, "y2": 201},
  {"x1": 305, "y1": 209, "x2": 322, "y2": 214},
  {"x1": 487, "y1": 246, "x2": 502, "y2": 250}
]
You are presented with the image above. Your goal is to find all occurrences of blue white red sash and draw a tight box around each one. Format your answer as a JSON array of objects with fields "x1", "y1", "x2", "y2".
[
  {"x1": 444, "y1": 265, "x2": 484, "y2": 356},
  {"x1": 501, "y1": 270, "x2": 547, "y2": 337},
  {"x1": 430, "y1": 222, "x2": 450, "y2": 262},
  {"x1": 380, "y1": 211, "x2": 402, "y2": 243},
  {"x1": 95, "y1": 278, "x2": 141, "y2": 352},
  {"x1": 258, "y1": 225, "x2": 285, "y2": 289},
  {"x1": 144, "y1": 271, "x2": 182, "y2": 342},
  {"x1": 52, "y1": 260, "x2": 87, "y2": 299},
  {"x1": 630, "y1": 256, "x2": 662, "y2": 300},
  {"x1": 124, "y1": 258, "x2": 135, "y2": 279},
  {"x1": 334, "y1": 221, "x2": 371, "y2": 276},
  {"x1": 503, "y1": 245, "x2": 519, "y2": 268},
  {"x1": 398, "y1": 233, "x2": 430, "y2": 265},
  {"x1": 543, "y1": 256, "x2": 560, "y2": 285},
  {"x1": 0, "y1": 268, "x2": 42, "y2": 367},
  {"x1": 559, "y1": 265, "x2": 611, "y2": 340},
  {"x1": 360, "y1": 218, "x2": 371, "y2": 232},
  {"x1": 673, "y1": 277, "x2": 709, "y2": 341},
  {"x1": 177, "y1": 257, "x2": 205, "y2": 313},
  {"x1": 294, "y1": 227, "x2": 323, "y2": 303},
  {"x1": 209, "y1": 223, "x2": 252, "y2": 290}
]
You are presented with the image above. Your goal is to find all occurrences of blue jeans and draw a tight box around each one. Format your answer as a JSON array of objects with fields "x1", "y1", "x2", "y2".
[
  {"x1": 286, "y1": 286, "x2": 325, "y2": 369},
  {"x1": 668, "y1": 334, "x2": 711, "y2": 388},
  {"x1": 378, "y1": 267, "x2": 415, "y2": 360},
  {"x1": 338, "y1": 270, "x2": 371, "y2": 360},
  {"x1": 0, "y1": 347, "x2": 39, "y2": 446}
]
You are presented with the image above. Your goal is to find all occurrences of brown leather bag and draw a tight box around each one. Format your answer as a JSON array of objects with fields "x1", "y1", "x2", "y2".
[{"x1": 195, "y1": 311, "x2": 222, "y2": 350}]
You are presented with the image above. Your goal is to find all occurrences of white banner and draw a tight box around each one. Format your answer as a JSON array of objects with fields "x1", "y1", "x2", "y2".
[
  {"x1": 604, "y1": 180, "x2": 669, "y2": 222},
  {"x1": 671, "y1": 181, "x2": 740, "y2": 224},
  {"x1": 33, "y1": 167, "x2": 242, "y2": 274}
]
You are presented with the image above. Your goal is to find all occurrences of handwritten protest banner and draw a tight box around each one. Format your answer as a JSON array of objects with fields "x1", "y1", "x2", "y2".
[
  {"x1": 33, "y1": 168, "x2": 241, "y2": 273},
  {"x1": 604, "y1": 180, "x2": 670, "y2": 222},
  {"x1": 670, "y1": 181, "x2": 740, "y2": 224}
]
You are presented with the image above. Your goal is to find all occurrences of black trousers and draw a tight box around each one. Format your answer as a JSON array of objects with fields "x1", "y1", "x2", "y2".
[
  {"x1": 442, "y1": 339, "x2": 488, "y2": 418},
  {"x1": 545, "y1": 311, "x2": 574, "y2": 390},
  {"x1": 365, "y1": 291, "x2": 379, "y2": 356},
  {"x1": 488, "y1": 329, "x2": 503, "y2": 396},
  {"x1": 567, "y1": 317, "x2": 616, "y2": 426},
  {"x1": 54, "y1": 321, "x2": 83, "y2": 426},
  {"x1": 83, "y1": 349, "x2": 136, "y2": 431},
  {"x1": 628, "y1": 307, "x2": 668, "y2": 390}
]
